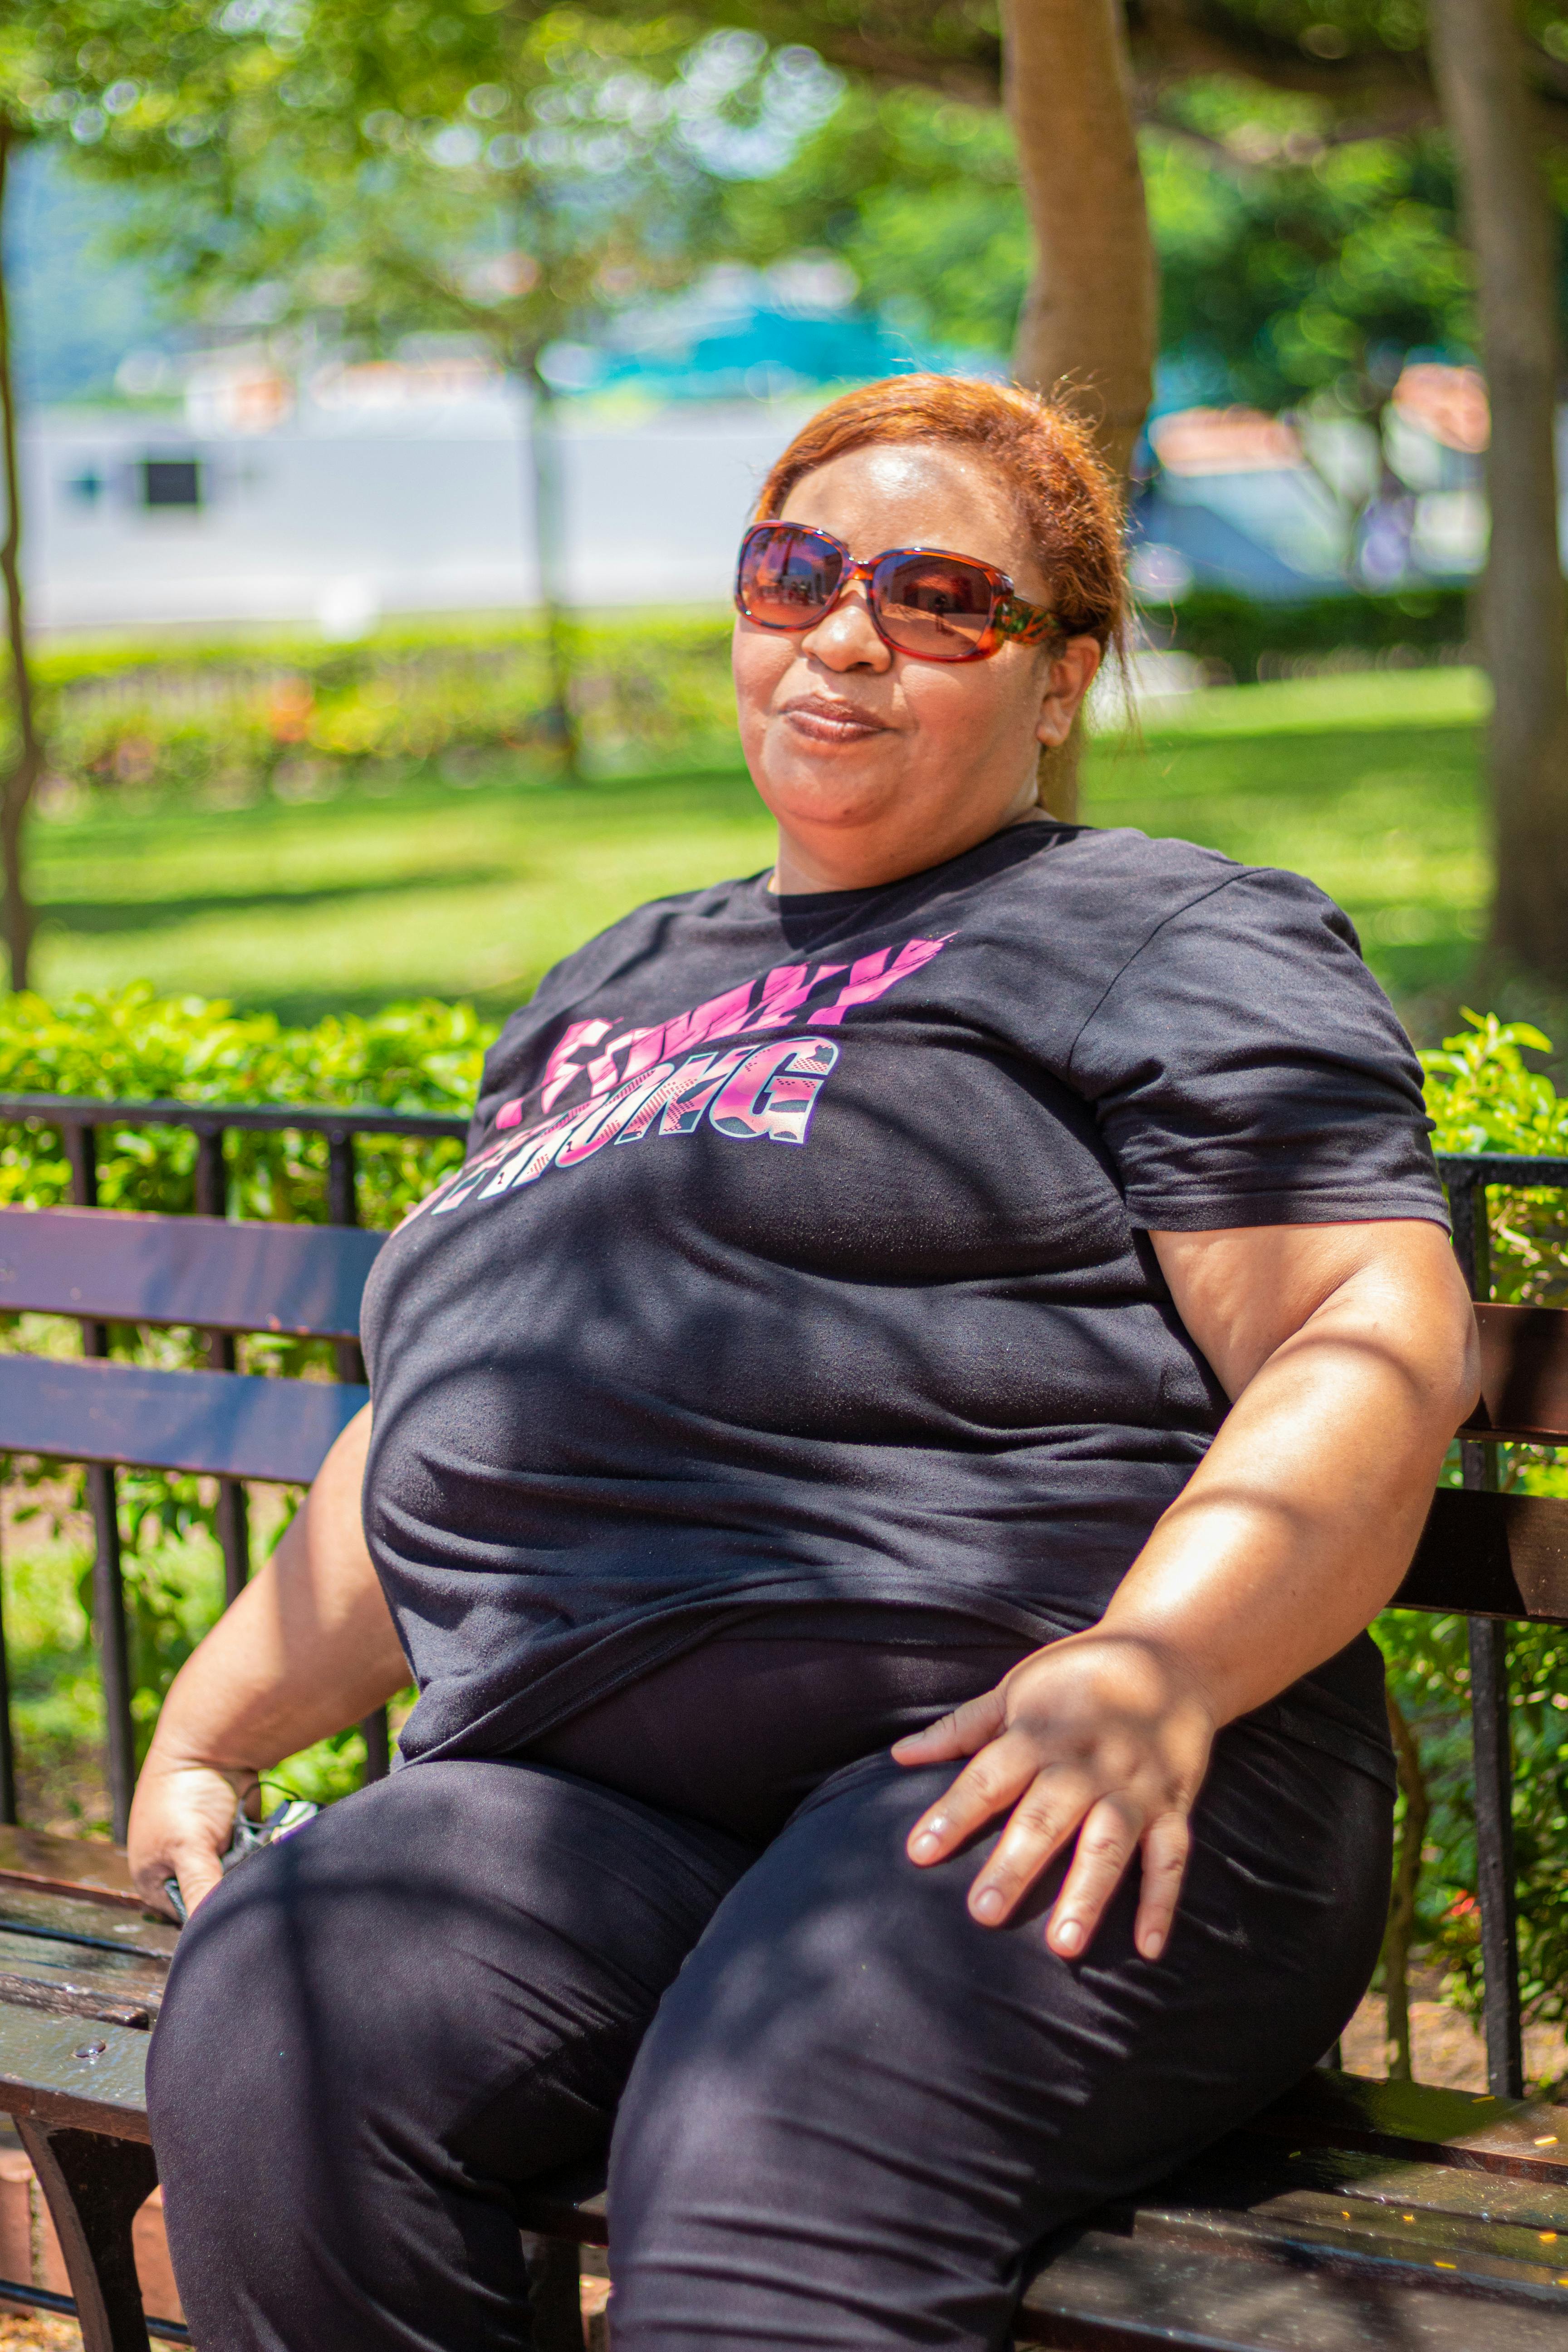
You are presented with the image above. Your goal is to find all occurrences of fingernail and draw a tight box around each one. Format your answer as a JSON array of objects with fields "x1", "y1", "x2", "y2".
[
  {"x1": 909, "y1": 1831, "x2": 943, "y2": 1862},
  {"x1": 1141, "y1": 1930, "x2": 1164, "y2": 1960},
  {"x1": 1053, "y1": 1918, "x2": 1083, "y2": 1955},
  {"x1": 972, "y1": 1886, "x2": 1005, "y2": 1923}
]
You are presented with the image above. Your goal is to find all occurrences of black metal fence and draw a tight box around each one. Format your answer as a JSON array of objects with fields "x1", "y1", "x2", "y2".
[
  {"x1": 0, "y1": 1093, "x2": 468, "y2": 1843},
  {"x1": 1439, "y1": 1151, "x2": 1568, "y2": 2096},
  {"x1": 0, "y1": 1109, "x2": 1562, "y2": 2098}
]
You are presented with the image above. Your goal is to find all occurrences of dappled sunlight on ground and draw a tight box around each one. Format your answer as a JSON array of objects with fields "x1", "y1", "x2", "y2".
[{"x1": 1342, "y1": 1985, "x2": 1568, "y2": 2096}]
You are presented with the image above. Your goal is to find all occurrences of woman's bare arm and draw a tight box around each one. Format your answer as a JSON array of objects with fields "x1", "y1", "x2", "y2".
[
  {"x1": 127, "y1": 1405, "x2": 408, "y2": 1918},
  {"x1": 895, "y1": 1218, "x2": 1479, "y2": 1959}
]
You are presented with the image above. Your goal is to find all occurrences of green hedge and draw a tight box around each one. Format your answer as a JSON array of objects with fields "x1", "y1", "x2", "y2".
[
  {"x1": 5, "y1": 591, "x2": 1483, "y2": 810},
  {"x1": 1382, "y1": 1014, "x2": 1568, "y2": 2042},
  {"x1": 21, "y1": 615, "x2": 740, "y2": 809},
  {"x1": 1148, "y1": 584, "x2": 1473, "y2": 685},
  {"x1": 0, "y1": 984, "x2": 486, "y2": 1226},
  {"x1": 0, "y1": 986, "x2": 492, "y2": 1813}
]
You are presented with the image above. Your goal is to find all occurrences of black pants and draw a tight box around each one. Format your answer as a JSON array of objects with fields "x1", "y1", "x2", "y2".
[{"x1": 148, "y1": 1633, "x2": 1392, "y2": 2352}]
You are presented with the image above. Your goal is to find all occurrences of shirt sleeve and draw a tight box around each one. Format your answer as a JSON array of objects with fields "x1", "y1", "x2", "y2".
[{"x1": 1065, "y1": 866, "x2": 1449, "y2": 1232}]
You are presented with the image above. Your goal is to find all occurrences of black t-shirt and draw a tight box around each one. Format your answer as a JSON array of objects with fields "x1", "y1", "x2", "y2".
[{"x1": 361, "y1": 820, "x2": 1447, "y2": 1781}]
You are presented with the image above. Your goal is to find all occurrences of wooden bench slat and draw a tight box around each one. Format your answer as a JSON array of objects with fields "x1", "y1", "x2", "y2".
[
  {"x1": 1465, "y1": 1304, "x2": 1568, "y2": 1446},
  {"x1": 0, "y1": 2008, "x2": 150, "y2": 2143},
  {"x1": 0, "y1": 1889, "x2": 174, "y2": 1966},
  {"x1": 0, "y1": 1828, "x2": 140, "y2": 1912},
  {"x1": 1266, "y1": 2141, "x2": 1568, "y2": 2231},
  {"x1": 1251, "y1": 2068, "x2": 1568, "y2": 2184},
  {"x1": 0, "y1": 1206, "x2": 382, "y2": 1342},
  {"x1": 1130, "y1": 2137, "x2": 1568, "y2": 2279},
  {"x1": 0, "y1": 1908, "x2": 168, "y2": 2034},
  {"x1": 1015, "y1": 2225, "x2": 1568, "y2": 2349},
  {"x1": 0, "y1": 1353, "x2": 367, "y2": 1485},
  {"x1": 0, "y1": 1974, "x2": 154, "y2": 2034},
  {"x1": 1156, "y1": 2177, "x2": 1568, "y2": 2286},
  {"x1": 1396, "y1": 1489, "x2": 1568, "y2": 1626}
]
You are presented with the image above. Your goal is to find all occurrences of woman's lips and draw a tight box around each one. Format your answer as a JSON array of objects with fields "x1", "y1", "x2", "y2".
[{"x1": 780, "y1": 695, "x2": 889, "y2": 745}]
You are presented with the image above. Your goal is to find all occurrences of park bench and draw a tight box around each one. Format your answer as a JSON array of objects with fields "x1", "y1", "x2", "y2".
[{"x1": 0, "y1": 1106, "x2": 1558, "y2": 2351}]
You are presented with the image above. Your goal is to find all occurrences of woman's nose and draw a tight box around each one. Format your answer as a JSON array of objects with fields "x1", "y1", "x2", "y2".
[{"x1": 799, "y1": 583, "x2": 890, "y2": 671}]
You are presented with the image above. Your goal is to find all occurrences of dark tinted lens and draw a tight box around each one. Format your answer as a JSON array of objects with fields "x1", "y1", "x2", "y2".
[
  {"x1": 874, "y1": 553, "x2": 995, "y2": 658},
  {"x1": 736, "y1": 525, "x2": 844, "y2": 628}
]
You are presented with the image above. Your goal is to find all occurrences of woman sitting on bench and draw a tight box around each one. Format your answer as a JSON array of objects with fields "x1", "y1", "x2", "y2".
[{"x1": 130, "y1": 374, "x2": 1477, "y2": 2352}]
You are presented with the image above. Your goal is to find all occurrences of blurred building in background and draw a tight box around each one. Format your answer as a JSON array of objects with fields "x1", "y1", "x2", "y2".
[
  {"x1": 0, "y1": 138, "x2": 1515, "y2": 636},
  {"x1": 25, "y1": 353, "x2": 819, "y2": 633},
  {"x1": 1129, "y1": 368, "x2": 1492, "y2": 603},
  {"x1": 26, "y1": 347, "x2": 1508, "y2": 635},
  {"x1": 18, "y1": 239, "x2": 969, "y2": 633}
]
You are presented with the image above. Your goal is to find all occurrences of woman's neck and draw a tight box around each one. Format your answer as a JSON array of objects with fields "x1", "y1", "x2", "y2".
[{"x1": 767, "y1": 803, "x2": 1054, "y2": 896}]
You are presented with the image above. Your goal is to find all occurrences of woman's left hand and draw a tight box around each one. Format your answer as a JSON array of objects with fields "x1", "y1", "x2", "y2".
[{"x1": 892, "y1": 1631, "x2": 1216, "y2": 1962}]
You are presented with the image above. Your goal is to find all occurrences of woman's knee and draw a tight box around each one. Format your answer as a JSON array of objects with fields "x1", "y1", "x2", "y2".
[
  {"x1": 150, "y1": 1757, "x2": 742, "y2": 2188},
  {"x1": 607, "y1": 1737, "x2": 1392, "y2": 2274}
]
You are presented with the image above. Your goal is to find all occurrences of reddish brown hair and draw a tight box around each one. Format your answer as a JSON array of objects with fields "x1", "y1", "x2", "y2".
[{"x1": 753, "y1": 374, "x2": 1128, "y2": 655}]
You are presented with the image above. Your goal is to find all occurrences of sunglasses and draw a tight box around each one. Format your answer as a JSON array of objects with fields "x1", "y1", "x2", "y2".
[{"x1": 734, "y1": 521, "x2": 1057, "y2": 663}]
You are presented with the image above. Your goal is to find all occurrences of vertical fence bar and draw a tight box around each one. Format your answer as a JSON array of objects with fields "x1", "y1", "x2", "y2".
[
  {"x1": 326, "y1": 1131, "x2": 367, "y2": 1378},
  {"x1": 63, "y1": 1120, "x2": 98, "y2": 1220},
  {"x1": 328, "y1": 1127, "x2": 387, "y2": 1783},
  {"x1": 326, "y1": 1128, "x2": 357, "y2": 1231},
  {"x1": 1450, "y1": 1169, "x2": 1525, "y2": 2098},
  {"x1": 193, "y1": 1127, "x2": 225, "y2": 1221},
  {"x1": 0, "y1": 1513, "x2": 17, "y2": 1826},
  {"x1": 194, "y1": 1127, "x2": 250, "y2": 1605},
  {"x1": 64, "y1": 1122, "x2": 136, "y2": 1845},
  {"x1": 88, "y1": 1463, "x2": 135, "y2": 1847}
]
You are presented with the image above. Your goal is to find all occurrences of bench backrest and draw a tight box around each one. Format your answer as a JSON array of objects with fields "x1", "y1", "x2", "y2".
[
  {"x1": 0, "y1": 1206, "x2": 380, "y2": 1484},
  {"x1": 0, "y1": 1115, "x2": 1562, "y2": 2109},
  {"x1": 1398, "y1": 1300, "x2": 1568, "y2": 1623},
  {"x1": 0, "y1": 1094, "x2": 466, "y2": 1851}
]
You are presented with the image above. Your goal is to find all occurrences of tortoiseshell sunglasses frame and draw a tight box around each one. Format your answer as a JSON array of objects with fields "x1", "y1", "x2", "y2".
[{"x1": 734, "y1": 522, "x2": 1057, "y2": 662}]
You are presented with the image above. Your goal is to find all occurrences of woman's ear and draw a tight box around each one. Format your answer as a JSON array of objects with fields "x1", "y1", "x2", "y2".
[{"x1": 1034, "y1": 637, "x2": 1103, "y2": 748}]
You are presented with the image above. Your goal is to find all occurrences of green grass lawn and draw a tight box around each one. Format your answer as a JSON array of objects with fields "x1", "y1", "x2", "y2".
[{"x1": 24, "y1": 666, "x2": 1493, "y2": 1037}]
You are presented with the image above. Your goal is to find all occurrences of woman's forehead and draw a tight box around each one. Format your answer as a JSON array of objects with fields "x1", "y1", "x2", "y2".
[{"x1": 778, "y1": 441, "x2": 1044, "y2": 595}]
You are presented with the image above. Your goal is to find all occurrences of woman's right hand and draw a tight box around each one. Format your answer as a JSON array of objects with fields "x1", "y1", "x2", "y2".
[
  {"x1": 123, "y1": 1405, "x2": 406, "y2": 1922},
  {"x1": 128, "y1": 1747, "x2": 252, "y2": 1921}
]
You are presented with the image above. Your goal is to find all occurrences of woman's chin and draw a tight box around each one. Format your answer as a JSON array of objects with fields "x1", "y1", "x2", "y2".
[
  {"x1": 752, "y1": 736, "x2": 910, "y2": 818},
  {"x1": 755, "y1": 774, "x2": 906, "y2": 841}
]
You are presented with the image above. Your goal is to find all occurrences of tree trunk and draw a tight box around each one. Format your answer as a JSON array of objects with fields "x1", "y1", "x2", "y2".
[
  {"x1": 1002, "y1": 0, "x2": 1156, "y2": 820},
  {"x1": 0, "y1": 124, "x2": 40, "y2": 993},
  {"x1": 1429, "y1": 0, "x2": 1568, "y2": 985},
  {"x1": 1004, "y1": 0, "x2": 1157, "y2": 480},
  {"x1": 523, "y1": 355, "x2": 582, "y2": 784}
]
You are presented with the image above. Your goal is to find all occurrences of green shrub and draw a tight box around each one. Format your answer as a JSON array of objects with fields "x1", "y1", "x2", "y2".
[
  {"x1": 1375, "y1": 1014, "x2": 1568, "y2": 2040},
  {"x1": 16, "y1": 616, "x2": 739, "y2": 810},
  {"x1": 1146, "y1": 583, "x2": 1473, "y2": 685},
  {"x1": 0, "y1": 982, "x2": 489, "y2": 1226},
  {"x1": 6, "y1": 594, "x2": 1486, "y2": 812},
  {"x1": 0, "y1": 986, "x2": 495, "y2": 1819}
]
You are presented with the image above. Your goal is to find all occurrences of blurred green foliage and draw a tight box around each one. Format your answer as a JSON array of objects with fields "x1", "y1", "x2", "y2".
[
  {"x1": 0, "y1": 982, "x2": 483, "y2": 1220},
  {"x1": 1155, "y1": 584, "x2": 1471, "y2": 679},
  {"x1": 17, "y1": 614, "x2": 739, "y2": 811},
  {"x1": 716, "y1": 72, "x2": 1477, "y2": 408},
  {"x1": 1378, "y1": 1015, "x2": 1568, "y2": 2031},
  {"x1": 0, "y1": 985, "x2": 489, "y2": 1823},
  {"x1": 1149, "y1": 84, "x2": 1470, "y2": 416},
  {"x1": 10, "y1": 598, "x2": 1488, "y2": 818}
]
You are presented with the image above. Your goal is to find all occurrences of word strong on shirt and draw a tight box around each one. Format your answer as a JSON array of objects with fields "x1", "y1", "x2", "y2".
[{"x1": 411, "y1": 934, "x2": 953, "y2": 1224}]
